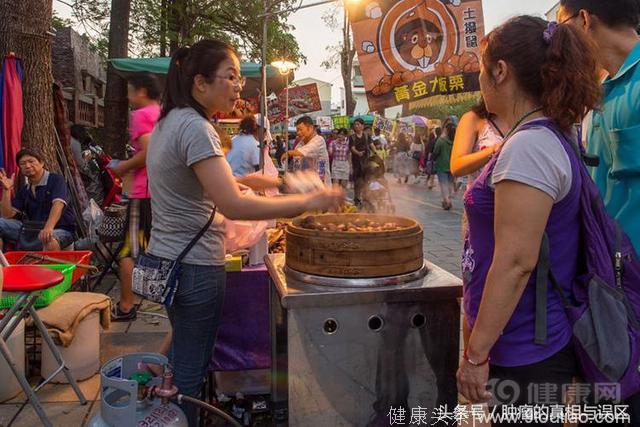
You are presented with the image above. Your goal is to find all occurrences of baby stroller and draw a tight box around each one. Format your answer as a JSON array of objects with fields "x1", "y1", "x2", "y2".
[{"x1": 361, "y1": 153, "x2": 395, "y2": 214}]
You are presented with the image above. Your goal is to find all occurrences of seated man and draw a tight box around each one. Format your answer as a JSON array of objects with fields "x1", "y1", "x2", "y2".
[{"x1": 0, "y1": 149, "x2": 75, "y2": 251}]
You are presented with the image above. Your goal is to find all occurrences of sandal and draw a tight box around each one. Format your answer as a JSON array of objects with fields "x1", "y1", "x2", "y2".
[{"x1": 111, "y1": 303, "x2": 137, "y2": 322}]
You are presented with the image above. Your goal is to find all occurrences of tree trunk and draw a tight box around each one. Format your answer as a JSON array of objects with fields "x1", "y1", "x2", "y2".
[
  {"x1": 0, "y1": 0, "x2": 58, "y2": 170},
  {"x1": 168, "y1": 0, "x2": 182, "y2": 55},
  {"x1": 160, "y1": 0, "x2": 167, "y2": 57},
  {"x1": 342, "y1": 10, "x2": 356, "y2": 116},
  {"x1": 103, "y1": 0, "x2": 131, "y2": 158}
]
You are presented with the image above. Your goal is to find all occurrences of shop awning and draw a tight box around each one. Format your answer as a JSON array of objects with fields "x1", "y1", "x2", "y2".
[
  {"x1": 109, "y1": 57, "x2": 292, "y2": 98},
  {"x1": 349, "y1": 114, "x2": 375, "y2": 125}
]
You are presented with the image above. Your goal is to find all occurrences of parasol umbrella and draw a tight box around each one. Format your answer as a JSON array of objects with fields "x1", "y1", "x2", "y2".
[
  {"x1": 0, "y1": 53, "x2": 23, "y2": 178},
  {"x1": 399, "y1": 115, "x2": 429, "y2": 128}
]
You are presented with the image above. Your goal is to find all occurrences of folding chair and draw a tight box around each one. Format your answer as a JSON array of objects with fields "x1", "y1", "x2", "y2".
[
  {"x1": 89, "y1": 238, "x2": 124, "y2": 293},
  {"x1": 0, "y1": 265, "x2": 87, "y2": 427}
]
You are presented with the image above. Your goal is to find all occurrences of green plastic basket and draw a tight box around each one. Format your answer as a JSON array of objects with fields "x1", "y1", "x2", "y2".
[{"x1": 0, "y1": 264, "x2": 76, "y2": 309}]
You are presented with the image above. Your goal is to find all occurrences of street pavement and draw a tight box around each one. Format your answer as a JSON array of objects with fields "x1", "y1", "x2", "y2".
[{"x1": 386, "y1": 174, "x2": 464, "y2": 277}]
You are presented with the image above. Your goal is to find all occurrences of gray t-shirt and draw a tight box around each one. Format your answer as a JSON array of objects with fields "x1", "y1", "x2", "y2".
[
  {"x1": 492, "y1": 125, "x2": 572, "y2": 202},
  {"x1": 147, "y1": 107, "x2": 226, "y2": 265}
]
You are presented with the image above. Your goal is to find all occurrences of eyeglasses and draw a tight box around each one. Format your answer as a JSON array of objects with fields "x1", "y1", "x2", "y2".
[
  {"x1": 215, "y1": 74, "x2": 246, "y2": 88},
  {"x1": 559, "y1": 11, "x2": 580, "y2": 25}
]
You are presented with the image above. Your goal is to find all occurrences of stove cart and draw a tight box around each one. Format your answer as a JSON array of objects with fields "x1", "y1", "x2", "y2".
[{"x1": 267, "y1": 253, "x2": 462, "y2": 426}]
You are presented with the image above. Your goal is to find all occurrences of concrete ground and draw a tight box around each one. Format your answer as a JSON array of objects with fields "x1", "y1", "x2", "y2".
[{"x1": 0, "y1": 173, "x2": 467, "y2": 426}]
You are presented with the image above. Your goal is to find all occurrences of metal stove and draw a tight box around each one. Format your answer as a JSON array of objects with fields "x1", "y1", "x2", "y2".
[{"x1": 266, "y1": 254, "x2": 462, "y2": 426}]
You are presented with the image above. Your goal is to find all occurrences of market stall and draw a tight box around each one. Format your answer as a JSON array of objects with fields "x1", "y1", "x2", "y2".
[{"x1": 267, "y1": 214, "x2": 462, "y2": 425}]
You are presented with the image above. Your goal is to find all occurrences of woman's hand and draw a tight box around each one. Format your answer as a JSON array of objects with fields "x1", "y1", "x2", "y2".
[
  {"x1": 111, "y1": 162, "x2": 127, "y2": 178},
  {"x1": 456, "y1": 358, "x2": 492, "y2": 404},
  {"x1": 280, "y1": 151, "x2": 289, "y2": 165},
  {"x1": 307, "y1": 186, "x2": 345, "y2": 211}
]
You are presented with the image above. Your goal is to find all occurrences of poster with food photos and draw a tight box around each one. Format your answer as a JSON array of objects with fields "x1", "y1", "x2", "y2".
[
  {"x1": 268, "y1": 83, "x2": 323, "y2": 123},
  {"x1": 349, "y1": 0, "x2": 485, "y2": 111}
]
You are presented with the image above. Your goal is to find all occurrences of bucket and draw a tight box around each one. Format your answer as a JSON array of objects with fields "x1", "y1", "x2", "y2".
[
  {"x1": 0, "y1": 318, "x2": 25, "y2": 402},
  {"x1": 41, "y1": 311, "x2": 100, "y2": 383}
]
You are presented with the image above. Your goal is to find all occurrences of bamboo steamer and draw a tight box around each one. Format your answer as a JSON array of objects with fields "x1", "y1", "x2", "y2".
[{"x1": 285, "y1": 213, "x2": 424, "y2": 278}]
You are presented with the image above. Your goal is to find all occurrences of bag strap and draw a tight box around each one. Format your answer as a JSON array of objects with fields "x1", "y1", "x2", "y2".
[
  {"x1": 175, "y1": 207, "x2": 216, "y2": 263},
  {"x1": 534, "y1": 233, "x2": 572, "y2": 345},
  {"x1": 487, "y1": 116, "x2": 505, "y2": 139}
]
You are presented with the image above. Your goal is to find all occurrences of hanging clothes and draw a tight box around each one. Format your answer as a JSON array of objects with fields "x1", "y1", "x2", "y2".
[{"x1": 0, "y1": 54, "x2": 24, "y2": 179}]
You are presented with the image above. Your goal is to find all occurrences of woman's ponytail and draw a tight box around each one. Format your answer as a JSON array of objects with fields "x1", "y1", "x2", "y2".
[
  {"x1": 161, "y1": 47, "x2": 191, "y2": 120},
  {"x1": 540, "y1": 23, "x2": 602, "y2": 130},
  {"x1": 483, "y1": 16, "x2": 602, "y2": 130},
  {"x1": 160, "y1": 40, "x2": 237, "y2": 121}
]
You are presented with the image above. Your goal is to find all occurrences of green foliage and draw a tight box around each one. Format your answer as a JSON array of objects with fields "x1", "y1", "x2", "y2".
[
  {"x1": 52, "y1": 11, "x2": 73, "y2": 31},
  {"x1": 65, "y1": 0, "x2": 304, "y2": 63}
]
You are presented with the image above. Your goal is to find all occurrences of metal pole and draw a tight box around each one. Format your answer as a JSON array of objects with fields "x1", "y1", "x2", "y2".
[
  {"x1": 259, "y1": 0, "x2": 270, "y2": 171},
  {"x1": 285, "y1": 72, "x2": 289, "y2": 146}
]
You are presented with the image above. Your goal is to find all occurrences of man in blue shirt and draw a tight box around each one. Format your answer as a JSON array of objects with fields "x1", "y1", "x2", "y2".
[
  {"x1": 0, "y1": 149, "x2": 75, "y2": 250},
  {"x1": 559, "y1": 0, "x2": 640, "y2": 253}
]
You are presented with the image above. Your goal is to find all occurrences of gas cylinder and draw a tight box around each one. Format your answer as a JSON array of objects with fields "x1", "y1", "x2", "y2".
[{"x1": 88, "y1": 353, "x2": 188, "y2": 427}]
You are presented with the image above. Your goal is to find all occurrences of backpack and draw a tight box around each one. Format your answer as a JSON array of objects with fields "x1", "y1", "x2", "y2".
[{"x1": 528, "y1": 120, "x2": 640, "y2": 400}]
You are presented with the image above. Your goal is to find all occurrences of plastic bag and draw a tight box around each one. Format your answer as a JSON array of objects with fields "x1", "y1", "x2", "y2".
[
  {"x1": 224, "y1": 219, "x2": 269, "y2": 252},
  {"x1": 82, "y1": 199, "x2": 104, "y2": 240},
  {"x1": 284, "y1": 170, "x2": 325, "y2": 193},
  {"x1": 223, "y1": 187, "x2": 269, "y2": 252}
]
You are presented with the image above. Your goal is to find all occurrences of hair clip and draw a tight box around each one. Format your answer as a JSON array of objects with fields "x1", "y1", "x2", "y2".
[{"x1": 543, "y1": 21, "x2": 558, "y2": 45}]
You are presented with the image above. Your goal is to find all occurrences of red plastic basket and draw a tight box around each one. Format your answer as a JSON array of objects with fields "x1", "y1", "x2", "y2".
[{"x1": 5, "y1": 251, "x2": 92, "y2": 284}]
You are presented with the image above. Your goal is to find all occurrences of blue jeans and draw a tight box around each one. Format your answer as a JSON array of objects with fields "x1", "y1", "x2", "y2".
[
  {"x1": 0, "y1": 218, "x2": 75, "y2": 249},
  {"x1": 437, "y1": 172, "x2": 454, "y2": 203},
  {"x1": 166, "y1": 263, "x2": 226, "y2": 426}
]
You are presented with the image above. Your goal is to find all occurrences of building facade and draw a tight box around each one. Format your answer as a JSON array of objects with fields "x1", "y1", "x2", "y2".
[
  {"x1": 52, "y1": 27, "x2": 106, "y2": 127},
  {"x1": 351, "y1": 57, "x2": 402, "y2": 119},
  {"x1": 546, "y1": 2, "x2": 560, "y2": 21}
]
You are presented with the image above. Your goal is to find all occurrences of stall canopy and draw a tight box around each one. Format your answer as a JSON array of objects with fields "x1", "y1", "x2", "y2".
[
  {"x1": 349, "y1": 114, "x2": 375, "y2": 126},
  {"x1": 110, "y1": 58, "x2": 292, "y2": 98}
]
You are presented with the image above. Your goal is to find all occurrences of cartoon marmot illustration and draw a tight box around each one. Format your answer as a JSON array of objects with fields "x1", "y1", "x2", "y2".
[
  {"x1": 370, "y1": 0, "x2": 480, "y2": 97},
  {"x1": 395, "y1": 17, "x2": 444, "y2": 71}
]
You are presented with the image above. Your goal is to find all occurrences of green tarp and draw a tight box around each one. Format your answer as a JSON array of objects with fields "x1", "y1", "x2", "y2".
[
  {"x1": 110, "y1": 57, "x2": 280, "y2": 78},
  {"x1": 349, "y1": 114, "x2": 375, "y2": 125}
]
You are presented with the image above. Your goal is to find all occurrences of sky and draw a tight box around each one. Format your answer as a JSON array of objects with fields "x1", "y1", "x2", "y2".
[
  {"x1": 53, "y1": 0, "x2": 559, "y2": 101},
  {"x1": 287, "y1": 0, "x2": 559, "y2": 101}
]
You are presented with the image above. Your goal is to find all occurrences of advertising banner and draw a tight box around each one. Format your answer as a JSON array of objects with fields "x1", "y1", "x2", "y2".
[
  {"x1": 268, "y1": 83, "x2": 322, "y2": 123},
  {"x1": 349, "y1": 0, "x2": 485, "y2": 111}
]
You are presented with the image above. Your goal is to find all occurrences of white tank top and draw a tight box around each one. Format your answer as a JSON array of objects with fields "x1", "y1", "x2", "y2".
[{"x1": 468, "y1": 120, "x2": 503, "y2": 191}]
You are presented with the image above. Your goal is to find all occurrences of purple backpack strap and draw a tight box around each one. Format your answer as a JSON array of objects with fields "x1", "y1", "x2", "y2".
[{"x1": 510, "y1": 120, "x2": 578, "y2": 345}]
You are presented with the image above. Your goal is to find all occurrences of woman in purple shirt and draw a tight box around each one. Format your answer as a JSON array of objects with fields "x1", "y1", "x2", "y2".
[{"x1": 456, "y1": 16, "x2": 602, "y2": 421}]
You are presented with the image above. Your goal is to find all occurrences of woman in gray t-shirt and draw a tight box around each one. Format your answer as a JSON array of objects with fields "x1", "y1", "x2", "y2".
[{"x1": 146, "y1": 39, "x2": 344, "y2": 425}]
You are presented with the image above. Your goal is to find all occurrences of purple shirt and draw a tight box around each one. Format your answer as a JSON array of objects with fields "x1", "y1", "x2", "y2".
[{"x1": 462, "y1": 120, "x2": 582, "y2": 367}]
